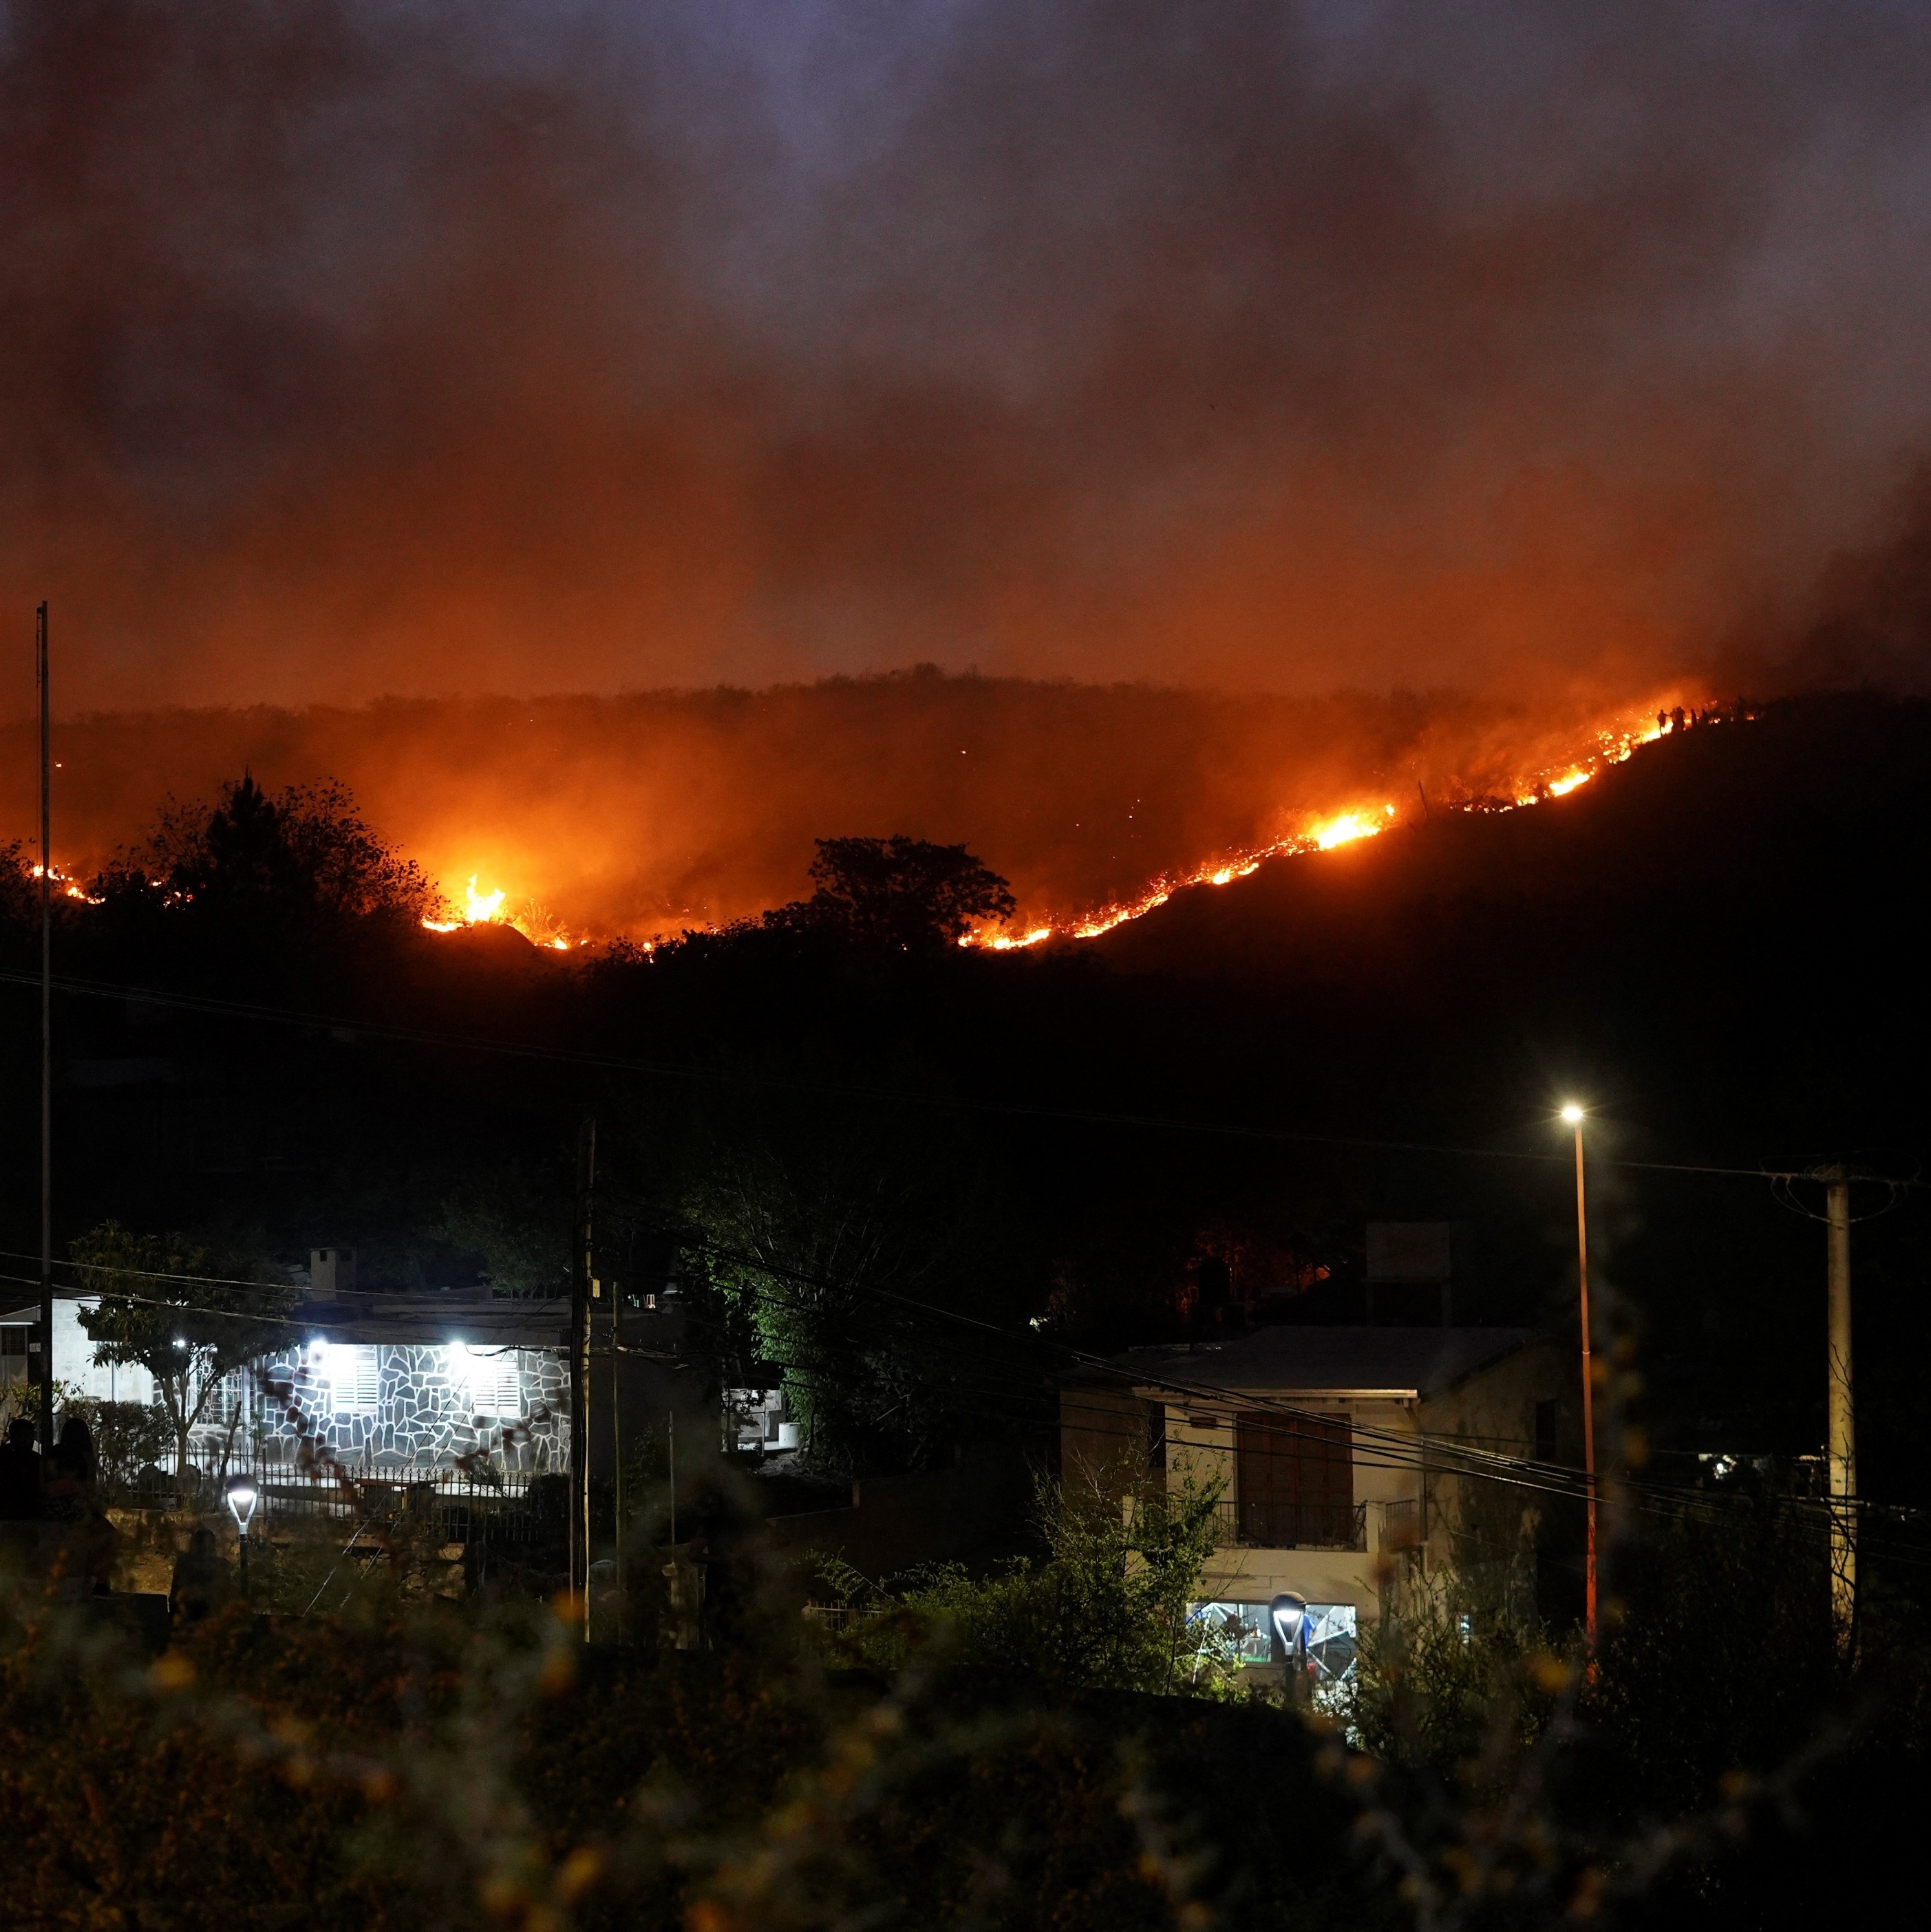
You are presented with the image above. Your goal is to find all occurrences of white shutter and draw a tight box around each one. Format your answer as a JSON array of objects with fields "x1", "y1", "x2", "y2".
[
  {"x1": 465, "y1": 1351, "x2": 522, "y2": 1417},
  {"x1": 332, "y1": 1346, "x2": 380, "y2": 1412}
]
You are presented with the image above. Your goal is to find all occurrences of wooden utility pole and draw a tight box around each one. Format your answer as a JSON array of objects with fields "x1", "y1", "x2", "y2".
[
  {"x1": 568, "y1": 1117, "x2": 597, "y2": 1638},
  {"x1": 36, "y1": 601, "x2": 52, "y2": 1456},
  {"x1": 1824, "y1": 1167, "x2": 1856, "y2": 1648}
]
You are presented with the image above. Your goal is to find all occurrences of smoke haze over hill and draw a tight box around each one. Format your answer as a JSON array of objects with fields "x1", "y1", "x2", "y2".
[
  {"x1": 8, "y1": 1, "x2": 1931, "y2": 711},
  {"x1": 0, "y1": 673, "x2": 1696, "y2": 936}
]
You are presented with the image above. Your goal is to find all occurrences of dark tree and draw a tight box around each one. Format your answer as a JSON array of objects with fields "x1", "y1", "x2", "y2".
[
  {"x1": 773, "y1": 835, "x2": 1015, "y2": 953},
  {"x1": 142, "y1": 774, "x2": 440, "y2": 926}
]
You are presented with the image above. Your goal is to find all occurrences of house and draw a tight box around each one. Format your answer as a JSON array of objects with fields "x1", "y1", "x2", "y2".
[
  {"x1": 13, "y1": 1278, "x2": 704, "y2": 1479},
  {"x1": 246, "y1": 1291, "x2": 576, "y2": 1474},
  {"x1": 1062, "y1": 1325, "x2": 1568, "y2": 1679}
]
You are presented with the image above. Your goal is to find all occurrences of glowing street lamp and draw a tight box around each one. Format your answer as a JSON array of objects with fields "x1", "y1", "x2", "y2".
[
  {"x1": 226, "y1": 1478, "x2": 258, "y2": 1594},
  {"x1": 1560, "y1": 1103, "x2": 1597, "y2": 1648}
]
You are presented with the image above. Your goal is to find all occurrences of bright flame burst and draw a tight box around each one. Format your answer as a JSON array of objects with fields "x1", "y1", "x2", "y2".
[{"x1": 422, "y1": 874, "x2": 573, "y2": 949}]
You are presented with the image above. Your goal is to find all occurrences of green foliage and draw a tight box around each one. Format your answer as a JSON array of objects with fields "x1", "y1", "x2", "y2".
[
  {"x1": 438, "y1": 1165, "x2": 569, "y2": 1294},
  {"x1": 679, "y1": 1086, "x2": 1006, "y2": 1474},
  {"x1": 818, "y1": 1463, "x2": 1230, "y2": 1696},
  {"x1": 72, "y1": 1221, "x2": 294, "y2": 1473},
  {"x1": 61, "y1": 1396, "x2": 173, "y2": 1492},
  {"x1": 1581, "y1": 1501, "x2": 1844, "y2": 1818},
  {"x1": 1342, "y1": 1568, "x2": 1548, "y2": 1782},
  {"x1": 1, "y1": 1375, "x2": 74, "y2": 1434}
]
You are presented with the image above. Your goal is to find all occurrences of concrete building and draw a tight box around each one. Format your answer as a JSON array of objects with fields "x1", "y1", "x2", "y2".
[
  {"x1": 1, "y1": 1298, "x2": 159, "y2": 1408},
  {"x1": 1062, "y1": 1325, "x2": 1567, "y2": 1679}
]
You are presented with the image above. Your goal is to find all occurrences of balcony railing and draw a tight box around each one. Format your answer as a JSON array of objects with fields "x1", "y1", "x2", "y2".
[{"x1": 1215, "y1": 1498, "x2": 1367, "y2": 1552}]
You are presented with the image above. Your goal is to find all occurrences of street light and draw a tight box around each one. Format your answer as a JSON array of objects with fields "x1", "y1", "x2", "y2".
[
  {"x1": 1560, "y1": 1103, "x2": 1597, "y2": 1649},
  {"x1": 226, "y1": 1478, "x2": 258, "y2": 1596}
]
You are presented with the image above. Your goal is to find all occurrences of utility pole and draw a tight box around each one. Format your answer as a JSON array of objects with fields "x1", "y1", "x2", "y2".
[
  {"x1": 610, "y1": 1246, "x2": 624, "y2": 1646},
  {"x1": 1823, "y1": 1166, "x2": 1856, "y2": 1649},
  {"x1": 36, "y1": 601, "x2": 52, "y2": 1457},
  {"x1": 568, "y1": 1117, "x2": 597, "y2": 1639},
  {"x1": 1561, "y1": 1104, "x2": 1597, "y2": 1648}
]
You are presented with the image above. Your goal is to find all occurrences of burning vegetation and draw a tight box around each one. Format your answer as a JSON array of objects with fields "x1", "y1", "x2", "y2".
[{"x1": 6, "y1": 676, "x2": 1722, "y2": 959}]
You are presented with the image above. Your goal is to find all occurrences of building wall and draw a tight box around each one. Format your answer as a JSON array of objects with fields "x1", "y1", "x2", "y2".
[
  {"x1": 1416, "y1": 1339, "x2": 1565, "y2": 1592},
  {"x1": 246, "y1": 1340, "x2": 568, "y2": 1473},
  {"x1": 1157, "y1": 1354, "x2": 1559, "y2": 1626},
  {"x1": 48, "y1": 1299, "x2": 158, "y2": 1407},
  {"x1": 1058, "y1": 1381, "x2": 1156, "y2": 1497},
  {"x1": 1160, "y1": 1394, "x2": 1425, "y2": 1624}
]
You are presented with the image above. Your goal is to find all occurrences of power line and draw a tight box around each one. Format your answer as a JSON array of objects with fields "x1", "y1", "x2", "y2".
[{"x1": 0, "y1": 965, "x2": 1891, "y2": 1188}]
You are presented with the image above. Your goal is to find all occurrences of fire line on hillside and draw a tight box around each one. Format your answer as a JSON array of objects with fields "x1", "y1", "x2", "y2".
[
  {"x1": 394, "y1": 693, "x2": 1725, "y2": 956},
  {"x1": 952, "y1": 695, "x2": 1718, "y2": 952}
]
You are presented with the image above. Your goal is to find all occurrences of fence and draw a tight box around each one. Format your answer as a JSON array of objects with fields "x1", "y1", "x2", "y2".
[{"x1": 104, "y1": 1459, "x2": 558, "y2": 1548}]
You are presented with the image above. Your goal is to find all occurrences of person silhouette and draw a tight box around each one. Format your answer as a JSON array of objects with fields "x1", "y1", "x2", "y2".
[
  {"x1": 42, "y1": 1417, "x2": 96, "y2": 1523},
  {"x1": 0, "y1": 1418, "x2": 41, "y2": 1521}
]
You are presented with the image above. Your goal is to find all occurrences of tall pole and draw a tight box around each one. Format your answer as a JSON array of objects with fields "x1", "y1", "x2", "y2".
[
  {"x1": 36, "y1": 602, "x2": 52, "y2": 1457},
  {"x1": 568, "y1": 1117, "x2": 597, "y2": 1638},
  {"x1": 1565, "y1": 1108, "x2": 1597, "y2": 1649},
  {"x1": 610, "y1": 1251, "x2": 623, "y2": 1645},
  {"x1": 1824, "y1": 1169, "x2": 1856, "y2": 1649}
]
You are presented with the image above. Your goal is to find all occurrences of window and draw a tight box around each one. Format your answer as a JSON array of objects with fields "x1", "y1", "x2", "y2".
[
  {"x1": 1185, "y1": 1600, "x2": 1358, "y2": 1682},
  {"x1": 463, "y1": 1350, "x2": 522, "y2": 1417},
  {"x1": 329, "y1": 1346, "x2": 381, "y2": 1413},
  {"x1": 1235, "y1": 1411, "x2": 1355, "y2": 1547}
]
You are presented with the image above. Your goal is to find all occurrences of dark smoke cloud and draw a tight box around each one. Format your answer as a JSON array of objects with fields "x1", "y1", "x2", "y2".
[{"x1": 6, "y1": 0, "x2": 1931, "y2": 707}]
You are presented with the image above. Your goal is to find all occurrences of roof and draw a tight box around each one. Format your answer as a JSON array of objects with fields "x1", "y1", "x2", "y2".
[
  {"x1": 3, "y1": 1291, "x2": 683, "y2": 1357},
  {"x1": 1101, "y1": 1325, "x2": 1546, "y2": 1400},
  {"x1": 286, "y1": 1294, "x2": 573, "y2": 1347}
]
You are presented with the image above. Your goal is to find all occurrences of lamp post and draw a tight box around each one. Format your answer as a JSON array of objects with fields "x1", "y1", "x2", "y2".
[
  {"x1": 1560, "y1": 1104, "x2": 1597, "y2": 1649},
  {"x1": 226, "y1": 1478, "x2": 258, "y2": 1596}
]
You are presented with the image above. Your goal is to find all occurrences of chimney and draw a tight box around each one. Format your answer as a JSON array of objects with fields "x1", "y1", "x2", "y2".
[{"x1": 309, "y1": 1247, "x2": 357, "y2": 1300}]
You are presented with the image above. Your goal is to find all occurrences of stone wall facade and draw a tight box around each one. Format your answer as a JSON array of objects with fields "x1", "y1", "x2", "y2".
[{"x1": 232, "y1": 1341, "x2": 569, "y2": 1474}]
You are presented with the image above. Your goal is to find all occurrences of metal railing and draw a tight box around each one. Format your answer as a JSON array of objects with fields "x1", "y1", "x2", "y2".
[
  {"x1": 102, "y1": 1459, "x2": 557, "y2": 1545},
  {"x1": 1215, "y1": 1498, "x2": 1368, "y2": 1551}
]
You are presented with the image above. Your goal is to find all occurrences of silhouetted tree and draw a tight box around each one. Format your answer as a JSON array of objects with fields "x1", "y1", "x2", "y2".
[
  {"x1": 767, "y1": 835, "x2": 1015, "y2": 953},
  {"x1": 140, "y1": 774, "x2": 441, "y2": 926}
]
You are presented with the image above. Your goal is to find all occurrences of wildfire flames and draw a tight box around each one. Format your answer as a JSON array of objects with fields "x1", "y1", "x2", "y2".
[
  {"x1": 18, "y1": 692, "x2": 1718, "y2": 960},
  {"x1": 960, "y1": 697, "x2": 1694, "y2": 952},
  {"x1": 422, "y1": 874, "x2": 571, "y2": 949}
]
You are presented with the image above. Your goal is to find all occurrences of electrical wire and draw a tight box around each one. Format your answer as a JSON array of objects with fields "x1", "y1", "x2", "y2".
[{"x1": 0, "y1": 964, "x2": 1895, "y2": 1187}]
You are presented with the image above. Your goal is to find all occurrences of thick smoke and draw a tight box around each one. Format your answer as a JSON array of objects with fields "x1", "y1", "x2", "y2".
[{"x1": 7, "y1": 0, "x2": 1931, "y2": 709}]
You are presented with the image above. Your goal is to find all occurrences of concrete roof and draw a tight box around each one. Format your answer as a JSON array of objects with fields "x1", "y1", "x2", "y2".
[{"x1": 1107, "y1": 1325, "x2": 1546, "y2": 1400}]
